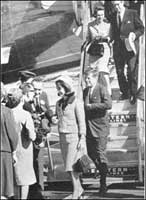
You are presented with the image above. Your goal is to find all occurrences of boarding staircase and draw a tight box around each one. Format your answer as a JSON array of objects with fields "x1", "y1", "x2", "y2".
[
  {"x1": 40, "y1": 1, "x2": 145, "y2": 188},
  {"x1": 76, "y1": 1, "x2": 145, "y2": 185},
  {"x1": 81, "y1": 61, "x2": 143, "y2": 185},
  {"x1": 41, "y1": 56, "x2": 144, "y2": 187},
  {"x1": 41, "y1": 52, "x2": 144, "y2": 187}
]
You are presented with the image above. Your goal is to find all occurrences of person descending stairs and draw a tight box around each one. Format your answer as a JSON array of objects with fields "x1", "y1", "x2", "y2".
[{"x1": 77, "y1": 0, "x2": 144, "y2": 193}]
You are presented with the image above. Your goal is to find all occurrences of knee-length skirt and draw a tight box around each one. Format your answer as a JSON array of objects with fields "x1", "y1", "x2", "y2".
[{"x1": 59, "y1": 133, "x2": 79, "y2": 172}]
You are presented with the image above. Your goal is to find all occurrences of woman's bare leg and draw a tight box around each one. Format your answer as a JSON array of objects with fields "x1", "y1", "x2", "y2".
[
  {"x1": 21, "y1": 185, "x2": 29, "y2": 200},
  {"x1": 70, "y1": 171, "x2": 84, "y2": 199}
]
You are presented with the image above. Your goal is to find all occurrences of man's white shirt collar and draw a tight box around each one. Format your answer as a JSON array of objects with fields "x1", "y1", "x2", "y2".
[{"x1": 119, "y1": 7, "x2": 125, "y2": 21}]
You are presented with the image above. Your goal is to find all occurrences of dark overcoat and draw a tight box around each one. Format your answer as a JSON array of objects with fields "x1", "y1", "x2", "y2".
[{"x1": 1, "y1": 104, "x2": 18, "y2": 197}]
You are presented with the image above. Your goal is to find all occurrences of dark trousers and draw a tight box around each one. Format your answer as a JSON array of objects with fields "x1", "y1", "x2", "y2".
[
  {"x1": 113, "y1": 40, "x2": 138, "y2": 97},
  {"x1": 86, "y1": 136, "x2": 108, "y2": 166},
  {"x1": 86, "y1": 136, "x2": 108, "y2": 188}
]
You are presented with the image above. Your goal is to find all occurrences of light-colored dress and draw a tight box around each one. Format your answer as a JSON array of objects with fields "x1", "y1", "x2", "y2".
[
  {"x1": 87, "y1": 20, "x2": 111, "y2": 74},
  {"x1": 12, "y1": 104, "x2": 36, "y2": 186}
]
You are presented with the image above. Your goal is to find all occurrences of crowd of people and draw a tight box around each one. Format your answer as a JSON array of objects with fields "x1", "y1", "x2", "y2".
[
  {"x1": 1, "y1": 1, "x2": 144, "y2": 200},
  {"x1": 1, "y1": 71, "x2": 53, "y2": 200},
  {"x1": 83, "y1": 0, "x2": 144, "y2": 104}
]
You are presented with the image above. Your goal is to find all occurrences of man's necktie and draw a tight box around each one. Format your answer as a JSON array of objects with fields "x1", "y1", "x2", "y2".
[
  {"x1": 36, "y1": 96, "x2": 40, "y2": 107},
  {"x1": 117, "y1": 12, "x2": 121, "y2": 28},
  {"x1": 35, "y1": 96, "x2": 41, "y2": 113},
  {"x1": 89, "y1": 87, "x2": 93, "y2": 100}
]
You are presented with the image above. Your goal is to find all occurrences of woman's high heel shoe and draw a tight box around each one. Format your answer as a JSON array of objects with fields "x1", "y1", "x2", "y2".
[{"x1": 78, "y1": 191, "x2": 85, "y2": 199}]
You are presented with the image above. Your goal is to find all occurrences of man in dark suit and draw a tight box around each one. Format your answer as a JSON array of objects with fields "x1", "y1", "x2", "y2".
[
  {"x1": 27, "y1": 78, "x2": 53, "y2": 199},
  {"x1": 32, "y1": 78, "x2": 53, "y2": 126},
  {"x1": 111, "y1": 1, "x2": 144, "y2": 104},
  {"x1": 18, "y1": 70, "x2": 36, "y2": 88},
  {"x1": 83, "y1": 69, "x2": 112, "y2": 196},
  {"x1": 127, "y1": 0, "x2": 144, "y2": 15}
]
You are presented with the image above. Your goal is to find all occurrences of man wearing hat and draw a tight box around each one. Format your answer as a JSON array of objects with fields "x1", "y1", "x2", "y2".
[
  {"x1": 111, "y1": 1, "x2": 144, "y2": 104},
  {"x1": 18, "y1": 70, "x2": 36, "y2": 89},
  {"x1": 28, "y1": 78, "x2": 53, "y2": 199}
]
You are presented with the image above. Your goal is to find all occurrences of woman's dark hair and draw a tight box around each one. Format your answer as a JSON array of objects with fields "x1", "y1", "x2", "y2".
[{"x1": 56, "y1": 80, "x2": 72, "y2": 94}]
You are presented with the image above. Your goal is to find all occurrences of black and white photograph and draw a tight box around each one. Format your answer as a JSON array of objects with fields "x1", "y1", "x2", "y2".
[{"x1": 1, "y1": 1, "x2": 145, "y2": 199}]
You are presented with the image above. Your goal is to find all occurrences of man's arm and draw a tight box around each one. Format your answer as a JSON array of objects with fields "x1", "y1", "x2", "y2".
[
  {"x1": 86, "y1": 23, "x2": 92, "y2": 43},
  {"x1": 25, "y1": 112, "x2": 36, "y2": 141},
  {"x1": 5, "y1": 108, "x2": 18, "y2": 152},
  {"x1": 133, "y1": 10, "x2": 144, "y2": 39},
  {"x1": 40, "y1": 91, "x2": 53, "y2": 119},
  {"x1": 75, "y1": 100, "x2": 86, "y2": 137},
  {"x1": 85, "y1": 86, "x2": 112, "y2": 111}
]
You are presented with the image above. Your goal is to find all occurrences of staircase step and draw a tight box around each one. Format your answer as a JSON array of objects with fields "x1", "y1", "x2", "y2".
[
  {"x1": 108, "y1": 160, "x2": 139, "y2": 167},
  {"x1": 107, "y1": 147, "x2": 138, "y2": 162},
  {"x1": 109, "y1": 100, "x2": 136, "y2": 113},
  {"x1": 81, "y1": 177, "x2": 138, "y2": 185},
  {"x1": 107, "y1": 135, "x2": 137, "y2": 149},
  {"x1": 108, "y1": 135, "x2": 136, "y2": 139},
  {"x1": 109, "y1": 122, "x2": 136, "y2": 127},
  {"x1": 107, "y1": 147, "x2": 138, "y2": 151},
  {"x1": 109, "y1": 124, "x2": 137, "y2": 136},
  {"x1": 109, "y1": 111, "x2": 136, "y2": 115}
]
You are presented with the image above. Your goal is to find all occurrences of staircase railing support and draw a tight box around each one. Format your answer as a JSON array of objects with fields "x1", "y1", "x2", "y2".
[{"x1": 136, "y1": 2, "x2": 145, "y2": 183}]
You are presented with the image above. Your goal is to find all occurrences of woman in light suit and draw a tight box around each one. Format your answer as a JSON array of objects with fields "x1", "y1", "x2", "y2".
[
  {"x1": 86, "y1": 6, "x2": 112, "y2": 96},
  {"x1": 53, "y1": 75, "x2": 86, "y2": 199}
]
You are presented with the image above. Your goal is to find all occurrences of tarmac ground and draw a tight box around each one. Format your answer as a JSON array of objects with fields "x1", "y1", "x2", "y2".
[{"x1": 42, "y1": 182, "x2": 144, "y2": 199}]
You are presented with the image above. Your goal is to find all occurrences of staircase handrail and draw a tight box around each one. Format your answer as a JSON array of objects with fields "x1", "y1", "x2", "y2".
[{"x1": 136, "y1": 2, "x2": 145, "y2": 183}]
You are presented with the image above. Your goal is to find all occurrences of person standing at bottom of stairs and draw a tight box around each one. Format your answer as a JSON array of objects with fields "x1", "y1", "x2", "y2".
[{"x1": 83, "y1": 68, "x2": 112, "y2": 196}]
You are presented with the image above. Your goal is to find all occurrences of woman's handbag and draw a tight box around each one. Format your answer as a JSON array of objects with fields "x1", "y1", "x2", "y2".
[
  {"x1": 21, "y1": 122, "x2": 31, "y2": 149},
  {"x1": 73, "y1": 154, "x2": 92, "y2": 173},
  {"x1": 73, "y1": 142, "x2": 92, "y2": 174},
  {"x1": 87, "y1": 39, "x2": 104, "y2": 57}
]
